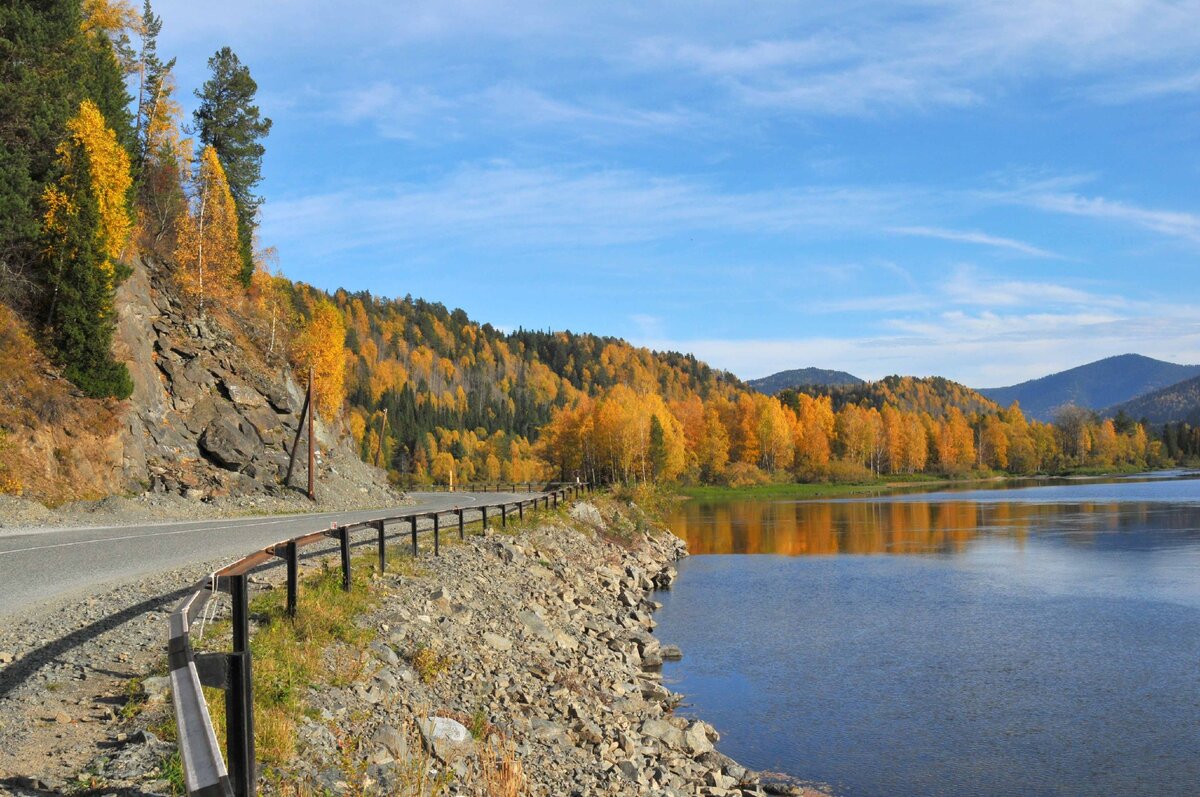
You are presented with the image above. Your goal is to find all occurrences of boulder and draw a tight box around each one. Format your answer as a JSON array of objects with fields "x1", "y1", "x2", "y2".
[
  {"x1": 199, "y1": 414, "x2": 264, "y2": 472},
  {"x1": 222, "y1": 381, "x2": 266, "y2": 409},
  {"x1": 141, "y1": 675, "x2": 171, "y2": 704},
  {"x1": 483, "y1": 632, "x2": 513, "y2": 652},
  {"x1": 683, "y1": 721, "x2": 714, "y2": 756},
  {"x1": 569, "y1": 501, "x2": 606, "y2": 529},
  {"x1": 418, "y1": 716, "x2": 473, "y2": 762}
]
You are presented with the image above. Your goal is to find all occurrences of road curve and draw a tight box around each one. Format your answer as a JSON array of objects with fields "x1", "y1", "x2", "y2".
[{"x1": 0, "y1": 491, "x2": 534, "y2": 621}]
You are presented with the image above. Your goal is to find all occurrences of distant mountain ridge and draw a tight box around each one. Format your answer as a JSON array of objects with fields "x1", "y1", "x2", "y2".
[
  {"x1": 1104, "y1": 374, "x2": 1200, "y2": 425},
  {"x1": 748, "y1": 367, "x2": 864, "y2": 395},
  {"x1": 978, "y1": 354, "x2": 1200, "y2": 421}
]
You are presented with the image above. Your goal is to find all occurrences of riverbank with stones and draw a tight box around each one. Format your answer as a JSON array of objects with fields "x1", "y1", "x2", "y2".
[{"x1": 270, "y1": 497, "x2": 816, "y2": 796}]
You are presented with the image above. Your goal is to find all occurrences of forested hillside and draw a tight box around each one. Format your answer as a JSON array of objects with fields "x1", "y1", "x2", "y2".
[{"x1": 1105, "y1": 375, "x2": 1200, "y2": 425}]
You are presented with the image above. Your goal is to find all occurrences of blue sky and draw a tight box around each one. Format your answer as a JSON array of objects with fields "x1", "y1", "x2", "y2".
[{"x1": 155, "y1": 0, "x2": 1200, "y2": 387}]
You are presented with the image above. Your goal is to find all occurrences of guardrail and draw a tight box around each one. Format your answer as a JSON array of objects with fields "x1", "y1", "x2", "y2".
[
  {"x1": 168, "y1": 482, "x2": 591, "y2": 797},
  {"x1": 418, "y1": 481, "x2": 583, "y2": 493}
]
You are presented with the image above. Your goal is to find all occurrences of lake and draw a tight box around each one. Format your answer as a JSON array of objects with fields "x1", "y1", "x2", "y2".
[{"x1": 654, "y1": 473, "x2": 1200, "y2": 797}]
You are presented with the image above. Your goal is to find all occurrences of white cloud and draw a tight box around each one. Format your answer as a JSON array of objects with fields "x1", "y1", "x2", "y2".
[
  {"x1": 628, "y1": 1, "x2": 1200, "y2": 115},
  {"x1": 263, "y1": 164, "x2": 924, "y2": 256},
  {"x1": 1023, "y1": 193, "x2": 1200, "y2": 244},
  {"x1": 641, "y1": 312, "x2": 1200, "y2": 387},
  {"x1": 888, "y1": 226, "x2": 1061, "y2": 259}
]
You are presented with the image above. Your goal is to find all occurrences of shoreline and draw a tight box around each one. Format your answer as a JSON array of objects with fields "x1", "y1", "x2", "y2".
[{"x1": 265, "y1": 496, "x2": 810, "y2": 795}]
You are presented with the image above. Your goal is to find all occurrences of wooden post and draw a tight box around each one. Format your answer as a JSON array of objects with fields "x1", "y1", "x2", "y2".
[
  {"x1": 307, "y1": 366, "x2": 315, "y2": 501},
  {"x1": 374, "y1": 408, "x2": 388, "y2": 467},
  {"x1": 284, "y1": 383, "x2": 311, "y2": 489}
]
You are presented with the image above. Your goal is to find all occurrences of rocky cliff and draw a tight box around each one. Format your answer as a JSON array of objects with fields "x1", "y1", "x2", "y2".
[{"x1": 0, "y1": 256, "x2": 397, "y2": 509}]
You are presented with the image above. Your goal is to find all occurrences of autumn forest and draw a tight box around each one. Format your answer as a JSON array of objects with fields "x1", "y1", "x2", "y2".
[{"x1": 2, "y1": 0, "x2": 1197, "y2": 497}]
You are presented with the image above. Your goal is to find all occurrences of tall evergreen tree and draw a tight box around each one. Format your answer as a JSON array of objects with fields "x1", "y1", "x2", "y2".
[
  {"x1": 39, "y1": 106, "x2": 133, "y2": 399},
  {"x1": 134, "y1": 0, "x2": 174, "y2": 167},
  {"x1": 193, "y1": 46, "x2": 271, "y2": 286}
]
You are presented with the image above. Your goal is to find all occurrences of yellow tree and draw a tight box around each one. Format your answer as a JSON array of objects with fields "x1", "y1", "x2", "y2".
[
  {"x1": 755, "y1": 394, "x2": 794, "y2": 473},
  {"x1": 979, "y1": 414, "x2": 1010, "y2": 470},
  {"x1": 174, "y1": 146, "x2": 240, "y2": 313},
  {"x1": 292, "y1": 300, "x2": 347, "y2": 419},
  {"x1": 697, "y1": 403, "x2": 731, "y2": 481},
  {"x1": 64, "y1": 100, "x2": 133, "y2": 271}
]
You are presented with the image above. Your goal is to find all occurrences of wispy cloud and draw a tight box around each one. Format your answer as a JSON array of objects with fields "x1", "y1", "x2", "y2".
[
  {"x1": 941, "y1": 267, "x2": 1122, "y2": 308},
  {"x1": 889, "y1": 225, "x2": 1061, "y2": 258},
  {"x1": 642, "y1": 311, "x2": 1200, "y2": 387},
  {"x1": 1023, "y1": 193, "x2": 1200, "y2": 244},
  {"x1": 264, "y1": 163, "x2": 926, "y2": 256},
  {"x1": 628, "y1": 1, "x2": 1200, "y2": 115}
]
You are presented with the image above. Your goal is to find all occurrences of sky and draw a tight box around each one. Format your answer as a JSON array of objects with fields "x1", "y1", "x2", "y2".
[{"x1": 153, "y1": 0, "x2": 1200, "y2": 387}]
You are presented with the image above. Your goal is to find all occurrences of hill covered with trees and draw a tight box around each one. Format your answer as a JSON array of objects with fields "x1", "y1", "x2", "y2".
[{"x1": 747, "y1": 367, "x2": 863, "y2": 395}]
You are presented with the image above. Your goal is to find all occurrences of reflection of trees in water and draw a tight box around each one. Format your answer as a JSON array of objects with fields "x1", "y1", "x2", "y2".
[{"x1": 667, "y1": 501, "x2": 1156, "y2": 556}]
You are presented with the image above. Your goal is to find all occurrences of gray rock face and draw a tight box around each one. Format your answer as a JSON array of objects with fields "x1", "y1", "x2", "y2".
[{"x1": 198, "y1": 415, "x2": 264, "y2": 472}]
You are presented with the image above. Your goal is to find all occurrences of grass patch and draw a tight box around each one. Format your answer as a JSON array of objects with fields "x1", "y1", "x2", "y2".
[
  {"x1": 199, "y1": 553, "x2": 381, "y2": 772},
  {"x1": 410, "y1": 641, "x2": 452, "y2": 684}
]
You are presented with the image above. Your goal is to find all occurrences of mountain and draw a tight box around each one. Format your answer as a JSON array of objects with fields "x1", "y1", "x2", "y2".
[
  {"x1": 748, "y1": 367, "x2": 864, "y2": 395},
  {"x1": 783, "y1": 375, "x2": 999, "y2": 418},
  {"x1": 1104, "y1": 374, "x2": 1200, "y2": 425},
  {"x1": 978, "y1": 354, "x2": 1200, "y2": 421}
]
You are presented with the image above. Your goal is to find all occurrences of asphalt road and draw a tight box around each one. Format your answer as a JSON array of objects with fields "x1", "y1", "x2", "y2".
[{"x1": 0, "y1": 491, "x2": 534, "y2": 621}]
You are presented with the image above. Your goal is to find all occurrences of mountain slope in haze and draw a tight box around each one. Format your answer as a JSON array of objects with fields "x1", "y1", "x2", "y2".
[
  {"x1": 978, "y1": 354, "x2": 1200, "y2": 421},
  {"x1": 786, "y1": 375, "x2": 1000, "y2": 418},
  {"x1": 748, "y1": 367, "x2": 864, "y2": 395},
  {"x1": 1104, "y1": 374, "x2": 1200, "y2": 425}
]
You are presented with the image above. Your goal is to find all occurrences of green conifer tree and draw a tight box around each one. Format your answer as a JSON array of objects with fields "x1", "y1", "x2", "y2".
[
  {"x1": 39, "y1": 143, "x2": 133, "y2": 399},
  {"x1": 193, "y1": 46, "x2": 272, "y2": 286}
]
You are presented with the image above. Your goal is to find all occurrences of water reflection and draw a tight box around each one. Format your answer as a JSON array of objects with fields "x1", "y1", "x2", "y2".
[
  {"x1": 670, "y1": 498, "x2": 1200, "y2": 556},
  {"x1": 656, "y1": 485, "x2": 1200, "y2": 796}
]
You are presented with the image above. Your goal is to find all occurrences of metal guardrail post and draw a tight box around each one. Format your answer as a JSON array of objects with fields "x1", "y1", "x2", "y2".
[
  {"x1": 339, "y1": 527, "x2": 351, "y2": 591},
  {"x1": 501, "y1": 504, "x2": 508, "y2": 527},
  {"x1": 226, "y1": 574, "x2": 255, "y2": 797},
  {"x1": 285, "y1": 542, "x2": 298, "y2": 616},
  {"x1": 433, "y1": 514, "x2": 440, "y2": 556},
  {"x1": 409, "y1": 516, "x2": 418, "y2": 556},
  {"x1": 375, "y1": 520, "x2": 386, "y2": 574},
  {"x1": 480, "y1": 506, "x2": 488, "y2": 529},
  {"x1": 457, "y1": 509, "x2": 465, "y2": 540},
  {"x1": 518, "y1": 501, "x2": 524, "y2": 521}
]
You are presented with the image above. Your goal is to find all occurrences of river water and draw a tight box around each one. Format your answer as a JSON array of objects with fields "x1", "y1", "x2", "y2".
[{"x1": 654, "y1": 473, "x2": 1200, "y2": 797}]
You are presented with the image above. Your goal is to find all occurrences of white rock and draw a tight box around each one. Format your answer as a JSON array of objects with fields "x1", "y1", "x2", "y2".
[{"x1": 418, "y1": 716, "x2": 474, "y2": 762}]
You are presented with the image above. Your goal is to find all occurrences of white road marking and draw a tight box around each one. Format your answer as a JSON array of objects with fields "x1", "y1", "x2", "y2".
[{"x1": 0, "y1": 495, "x2": 492, "y2": 557}]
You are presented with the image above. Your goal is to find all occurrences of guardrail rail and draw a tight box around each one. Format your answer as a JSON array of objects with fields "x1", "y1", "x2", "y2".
[{"x1": 168, "y1": 481, "x2": 591, "y2": 797}]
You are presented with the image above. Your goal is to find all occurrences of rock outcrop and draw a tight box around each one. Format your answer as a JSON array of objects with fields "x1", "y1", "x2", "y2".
[{"x1": 108, "y1": 255, "x2": 396, "y2": 504}]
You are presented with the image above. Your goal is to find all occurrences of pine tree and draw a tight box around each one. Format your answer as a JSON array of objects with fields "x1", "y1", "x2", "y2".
[
  {"x1": 193, "y1": 47, "x2": 271, "y2": 286},
  {"x1": 133, "y1": 0, "x2": 175, "y2": 168}
]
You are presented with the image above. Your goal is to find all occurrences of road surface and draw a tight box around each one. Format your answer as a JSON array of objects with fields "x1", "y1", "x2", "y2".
[{"x1": 0, "y1": 491, "x2": 534, "y2": 621}]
